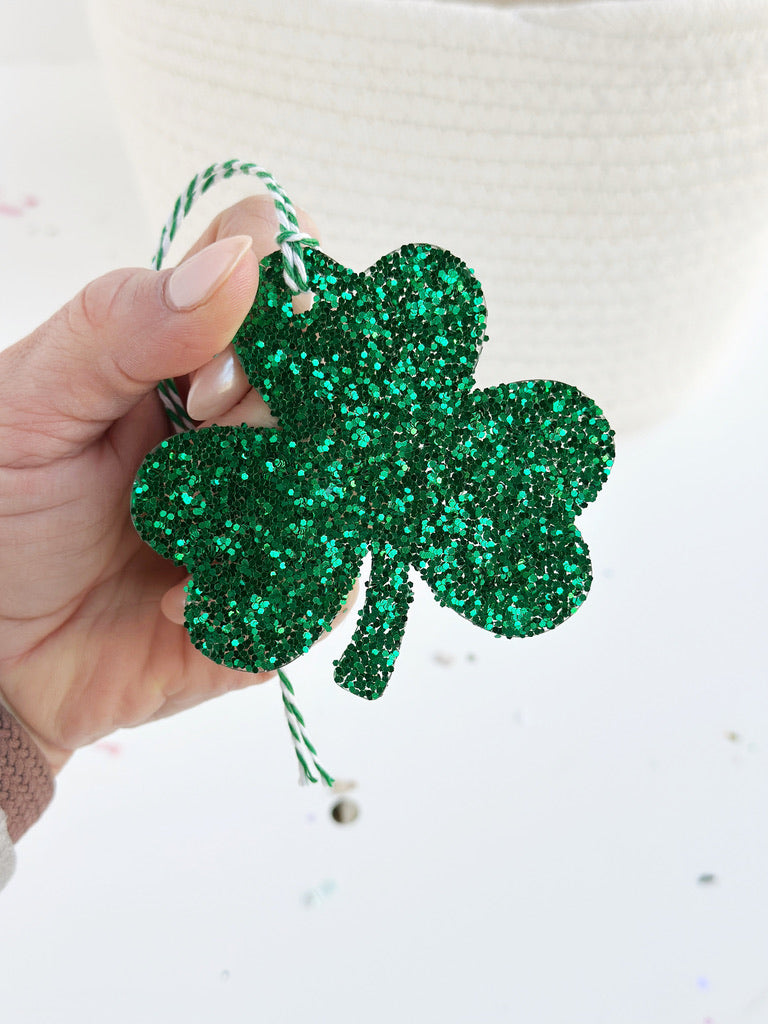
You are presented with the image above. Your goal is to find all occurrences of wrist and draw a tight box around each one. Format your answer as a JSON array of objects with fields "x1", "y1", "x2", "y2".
[{"x1": 0, "y1": 690, "x2": 71, "y2": 777}]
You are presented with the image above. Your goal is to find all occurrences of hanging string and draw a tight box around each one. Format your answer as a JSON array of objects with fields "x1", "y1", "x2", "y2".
[
  {"x1": 152, "y1": 160, "x2": 332, "y2": 787},
  {"x1": 278, "y1": 670, "x2": 334, "y2": 787}
]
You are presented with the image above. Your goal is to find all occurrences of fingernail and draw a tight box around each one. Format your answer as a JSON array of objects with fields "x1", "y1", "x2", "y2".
[
  {"x1": 166, "y1": 235, "x2": 252, "y2": 312},
  {"x1": 160, "y1": 576, "x2": 190, "y2": 625},
  {"x1": 199, "y1": 387, "x2": 279, "y2": 430},
  {"x1": 186, "y1": 345, "x2": 250, "y2": 420}
]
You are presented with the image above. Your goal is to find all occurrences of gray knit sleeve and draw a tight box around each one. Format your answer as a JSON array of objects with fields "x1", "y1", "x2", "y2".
[
  {"x1": 0, "y1": 703, "x2": 54, "y2": 893},
  {"x1": 0, "y1": 809, "x2": 16, "y2": 891}
]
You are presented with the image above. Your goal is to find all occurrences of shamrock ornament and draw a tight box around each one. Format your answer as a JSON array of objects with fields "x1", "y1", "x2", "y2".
[{"x1": 132, "y1": 242, "x2": 614, "y2": 700}]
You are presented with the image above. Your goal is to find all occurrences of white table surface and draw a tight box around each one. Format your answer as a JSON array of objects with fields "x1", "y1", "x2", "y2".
[{"x1": 1, "y1": 10, "x2": 767, "y2": 1024}]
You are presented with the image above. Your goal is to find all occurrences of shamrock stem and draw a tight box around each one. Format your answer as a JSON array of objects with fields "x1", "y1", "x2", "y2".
[{"x1": 333, "y1": 541, "x2": 414, "y2": 699}]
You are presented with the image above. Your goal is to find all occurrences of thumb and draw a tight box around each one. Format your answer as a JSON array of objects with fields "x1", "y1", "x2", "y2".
[{"x1": 0, "y1": 235, "x2": 258, "y2": 465}]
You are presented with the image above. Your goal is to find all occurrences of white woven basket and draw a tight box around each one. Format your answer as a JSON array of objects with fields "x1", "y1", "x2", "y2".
[{"x1": 89, "y1": 0, "x2": 768, "y2": 432}]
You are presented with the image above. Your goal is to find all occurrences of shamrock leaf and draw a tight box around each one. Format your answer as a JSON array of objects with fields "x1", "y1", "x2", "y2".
[
  {"x1": 132, "y1": 425, "x2": 364, "y2": 670},
  {"x1": 132, "y1": 244, "x2": 614, "y2": 699},
  {"x1": 417, "y1": 380, "x2": 612, "y2": 637}
]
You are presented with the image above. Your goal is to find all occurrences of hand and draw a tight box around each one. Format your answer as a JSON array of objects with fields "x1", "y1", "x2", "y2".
[{"x1": 0, "y1": 197, "x2": 352, "y2": 774}]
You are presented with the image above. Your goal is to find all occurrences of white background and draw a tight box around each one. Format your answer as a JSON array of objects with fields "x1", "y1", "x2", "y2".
[{"x1": 1, "y1": 4, "x2": 767, "y2": 1023}]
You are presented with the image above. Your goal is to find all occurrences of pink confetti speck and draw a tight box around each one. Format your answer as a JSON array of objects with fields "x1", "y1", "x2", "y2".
[
  {"x1": 94, "y1": 741, "x2": 123, "y2": 757},
  {"x1": 0, "y1": 189, "x2": 40, "y2": 217},
  {"x1": 0, "y1": 202, "x2": 24, "y2": 218}
]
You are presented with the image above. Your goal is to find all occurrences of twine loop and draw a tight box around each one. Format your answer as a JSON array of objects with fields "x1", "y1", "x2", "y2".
[{"x1": 152, "y1": 159, "x2": 319, "y2": 294}]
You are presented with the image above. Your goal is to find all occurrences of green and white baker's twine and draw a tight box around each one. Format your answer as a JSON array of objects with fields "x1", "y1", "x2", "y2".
[
  {"x1": 278, "y1": 670, "x2": 334, "y2": 787},
  {"x1": 152, "y1": 160, "x2": 331, "y2": 788}
]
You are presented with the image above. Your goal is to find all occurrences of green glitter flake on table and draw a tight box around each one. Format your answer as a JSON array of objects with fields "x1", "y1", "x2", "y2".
[{"x1": 132, "y1": 244, "x2": 614, "y2": 699}]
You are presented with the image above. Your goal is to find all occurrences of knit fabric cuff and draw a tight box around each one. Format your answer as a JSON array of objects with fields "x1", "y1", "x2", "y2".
[{"x1": 0, "y1": 703, "x2": 55, "y2": 843}]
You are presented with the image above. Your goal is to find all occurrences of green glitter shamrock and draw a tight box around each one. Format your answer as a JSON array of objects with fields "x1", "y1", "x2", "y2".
[{"x1": 132, "y1": 244, "x2": 614, "y2": 699}]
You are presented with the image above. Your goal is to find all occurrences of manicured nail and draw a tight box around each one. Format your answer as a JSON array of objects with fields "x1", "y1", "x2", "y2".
[
  {"x1": 199, "y1": 387, "x2": 279, "y2": 430},
  {"x1": 186, "y1": 345, "x2": 250, "y2": 420},
  {"x1": 166, "y1": 235, "x2": 252, "y2": 311},
  {"x1": 160, "y1": 576, "x2": 190, "y2": 625}
]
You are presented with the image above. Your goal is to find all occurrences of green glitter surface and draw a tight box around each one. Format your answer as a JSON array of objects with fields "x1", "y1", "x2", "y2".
[{"x1": 132, "y1": 244, "x2": 614, "y2": 699}]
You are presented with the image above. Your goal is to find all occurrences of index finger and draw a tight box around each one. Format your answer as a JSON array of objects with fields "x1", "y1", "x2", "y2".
[
  {"x1": 179, "y1": 194, "x2": 321, "y2": 266},
  {"x1": 170, "y1": 195, "x2": 320, "y2": 411}
]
